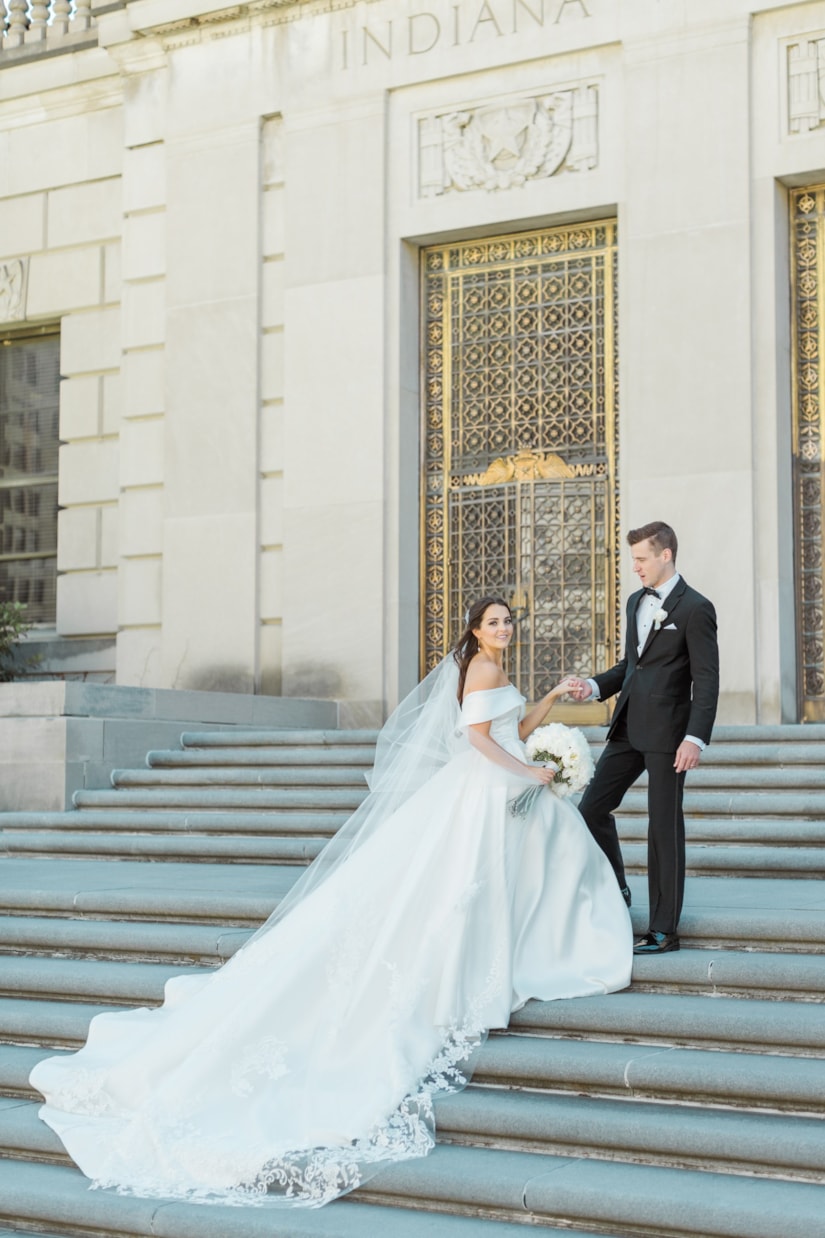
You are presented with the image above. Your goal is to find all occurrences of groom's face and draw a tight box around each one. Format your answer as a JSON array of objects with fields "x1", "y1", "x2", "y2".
[{"x1": 631, "y1": 538, "x2": 673, "y2": 590}]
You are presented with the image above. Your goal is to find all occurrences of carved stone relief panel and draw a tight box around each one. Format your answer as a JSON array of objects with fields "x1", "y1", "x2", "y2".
[
  {"x1": 417, "y1": 83, "x2": 598, "y2": 198},
  {"x1": 786, "y1": 35, "x2": 825, "y2": 134},
  {"x1": 0, "y1": 259, "x2": 29, "y2": 323}
]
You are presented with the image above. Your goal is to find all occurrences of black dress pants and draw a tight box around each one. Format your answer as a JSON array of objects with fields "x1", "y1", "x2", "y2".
[{"x1": 577, "y1": 713, "x2": 687, "y2": 934}]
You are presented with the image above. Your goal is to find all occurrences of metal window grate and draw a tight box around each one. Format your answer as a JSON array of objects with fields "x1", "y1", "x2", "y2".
[{"x1": 0, "y1": 332, "x2": 60, "y2": 623}]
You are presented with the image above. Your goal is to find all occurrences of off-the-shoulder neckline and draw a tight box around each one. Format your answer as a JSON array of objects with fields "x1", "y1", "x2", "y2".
[{"x1": 462, "y1": 683, "x2": 518, "y2": 701}]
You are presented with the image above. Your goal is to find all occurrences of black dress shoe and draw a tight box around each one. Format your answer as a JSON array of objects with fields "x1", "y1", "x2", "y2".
[
  {"x1": 619, "y1": 885, "x2": 632, "y2": 908},
  {"x1": 633, "y1": 930, "x2": 680, "y2": 955}
]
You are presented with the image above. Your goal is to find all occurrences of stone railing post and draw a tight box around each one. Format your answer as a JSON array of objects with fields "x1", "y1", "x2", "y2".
[
  {"x1": 25, "y1": 1, "x2": 49, "y2": 43},
  {"x1": 4, "y1": 0, "x2": 29, "y2": 48},
  {"x1": 71, "y1": 0, "x2": 93, "y2": 33},
  {"x1": 51, "y1": 0, "x2": 71, "y2": 38}
]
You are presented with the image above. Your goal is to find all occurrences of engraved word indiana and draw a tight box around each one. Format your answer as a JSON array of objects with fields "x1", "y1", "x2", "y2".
[{"x1": 340, "y1": 0, "x2": 591, "y2": 69}]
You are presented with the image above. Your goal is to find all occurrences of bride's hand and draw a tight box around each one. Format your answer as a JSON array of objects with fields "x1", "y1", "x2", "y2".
[
  {"x1": 548, "y1": 677, "x2": 578, "y2": 700},
  {"x1": 531, "y1": 763, "x2": 558, "y2": 784}
]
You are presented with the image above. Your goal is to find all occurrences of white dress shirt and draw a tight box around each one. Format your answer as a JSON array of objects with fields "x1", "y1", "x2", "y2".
[{"x1": 587, "y1": 572, "x2": 705, "y2": 750}]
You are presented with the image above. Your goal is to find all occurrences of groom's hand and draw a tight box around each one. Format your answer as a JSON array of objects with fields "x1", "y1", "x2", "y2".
[
  {"x1": 674, "y1": 740, "x2": 701, "y2": 773},
  {"x1": 564, "y1": 676, "x2": 592, "y2": 701}
]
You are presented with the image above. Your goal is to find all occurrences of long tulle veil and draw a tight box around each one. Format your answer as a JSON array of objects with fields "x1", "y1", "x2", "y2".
[{"x1": 242, "y1": 653, "x2": 468, "y2": 951}]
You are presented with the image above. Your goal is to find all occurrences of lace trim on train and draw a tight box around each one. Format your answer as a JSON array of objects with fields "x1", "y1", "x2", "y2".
[{"x1": 87, "y1": 949, "x2": 503, "y2": 1209}]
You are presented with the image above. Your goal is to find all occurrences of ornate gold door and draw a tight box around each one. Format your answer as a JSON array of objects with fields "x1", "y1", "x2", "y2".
[
  {"x1": 792, "y1": 187, "x2": 825, "y2": 719},
  {"x1": 421, "y1": 222, "x2": 619, "y2": 706}
]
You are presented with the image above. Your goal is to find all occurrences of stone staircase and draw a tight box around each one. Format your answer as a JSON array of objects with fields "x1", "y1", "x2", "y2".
[{"x1": 0, "y1": 723, "x2": 824, "y2": 1238}]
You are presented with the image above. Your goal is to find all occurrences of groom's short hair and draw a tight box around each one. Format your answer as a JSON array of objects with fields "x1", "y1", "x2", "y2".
[{"x1": 627, "y1": 521, "x2": 678, "y2": 561}]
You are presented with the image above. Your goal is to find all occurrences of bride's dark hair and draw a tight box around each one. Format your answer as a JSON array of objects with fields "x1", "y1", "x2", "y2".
[{"x1": 453, "y1": 595, "x2": 511, "y2": 703}]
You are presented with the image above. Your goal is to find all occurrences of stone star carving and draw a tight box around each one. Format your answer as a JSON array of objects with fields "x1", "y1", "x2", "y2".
[{"x1": 478, "y1": 108, "x2": 531, "y2": 161}]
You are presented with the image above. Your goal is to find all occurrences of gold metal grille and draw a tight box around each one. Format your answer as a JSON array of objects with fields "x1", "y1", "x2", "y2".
[
  {"x1": 421, "y1": 222, "x2": 619, "y2": 704},
  {"x1": 791, "y1": 187, "x2": 825, "y2": 719}
]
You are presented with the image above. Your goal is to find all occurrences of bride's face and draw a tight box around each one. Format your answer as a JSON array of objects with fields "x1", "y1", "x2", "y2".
[{"x1": 473, "y1": 604, "x2": 513, "y2": 653}]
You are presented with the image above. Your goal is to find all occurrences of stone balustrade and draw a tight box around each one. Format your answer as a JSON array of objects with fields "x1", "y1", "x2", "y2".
[{"x1": 0, "y1": 0, "x2": 95, "y2": 58}]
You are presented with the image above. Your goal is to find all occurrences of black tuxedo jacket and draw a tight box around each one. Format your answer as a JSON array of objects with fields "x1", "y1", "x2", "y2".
[{"x1": 593, "y1": 577, "x2": 719, "y2": 754}]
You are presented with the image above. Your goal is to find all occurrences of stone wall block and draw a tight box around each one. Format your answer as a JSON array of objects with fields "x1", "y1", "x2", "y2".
[
  {"x1": 59, "y1": 376, "x2": 100, "y2": 440},
  {"x1": 119, "y1": 486, "x2": 163, "y2": 557},
  {"x1": 59, "y1": 440, "x2": 119, "y2": 506},
  {"x1": 0, "y1": 193, "x2": 46, "y2": 260},
  {"x1": 116, "y1": 626, "x2": 162, "y2": 688},
  {"x1": 123, "y1": 211, "x2": 166, "y2": 280},
  {"x1": 262, "y1": 259, "x2": 284, "y2": 327},
  {"x1": 119, "y1": 557, "x2": 162, "y2": 626},
  {"x1": 262, "y1": 185, "x2": 285, "y2": 257},
  {"x1": 261, "y1": 116, "x2": 284, "y2": 187},
  {"x1": 260, "y1": 404, "x2": 284, "y2": 473},
  {"x1": 101, "y1": 372, "x2": 122, "y2": 435},
  {"x1": 57, "y1": 507, "x2": 99, "y2": 571},
  {"x1": 123, "y1": 143, "x2": 166, "y2": 212},
  {"x1": 119, "y1": 418, "x2": 164, "y2": 488},
  {"x1": 122, "y1": 278, "x2": 166, "y2": 349},
  {"x1": 259, "y1": 546, "x2": 283, "y2": 620},
  {"x1": 0, "y1": 109, "x2": 123, "y2": 198},
  {"x1": 122, "y1": 350, "x2": 165, "y2": 418},
  {"x1": 47, "y1": 178, "x2": 122, "y2": 249},
  {"x1": 61, "y1": 307, "x2": 121, "y2": 375},
  {"x1": 56, "y1": 570, "x2": 118, "y2": 636},
  {"x1": 260, "y1": 330, "x2": 284, "y2": 401},
  {"x1": 103, "y1": 241, "x2": 122, "y2": 304},
  {"x1": 260, "y1": 475, "x2": 284, "y2": 546},
  {"x1": 100, "y1": 504, "x2": 119, "y2": 567},
  {"x1": 26, "y1": 246, "x2": 102, "y2": 317},
  {"x1": 259, "y1": 623, "x2": 282, "y2": 695}
]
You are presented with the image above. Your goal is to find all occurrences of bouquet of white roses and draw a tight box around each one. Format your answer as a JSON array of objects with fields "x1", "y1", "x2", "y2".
[{"x1": 509, "y1": 722, "x2": 595, "y2": 817}]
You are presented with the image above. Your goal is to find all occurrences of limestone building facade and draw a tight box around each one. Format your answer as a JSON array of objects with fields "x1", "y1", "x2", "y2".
[{"x1": 2, "y1": 0, "x2": 825, "y2": 725}]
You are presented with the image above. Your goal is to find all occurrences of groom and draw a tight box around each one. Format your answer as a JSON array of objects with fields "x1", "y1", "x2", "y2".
[{"x1": 567, "y1": 521, "x2": 719, "y2": 955}]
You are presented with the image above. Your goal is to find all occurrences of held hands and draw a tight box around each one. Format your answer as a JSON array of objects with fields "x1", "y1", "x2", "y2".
[{"x1": 550, "y1": 676, "x2": 592, "y2": 701}]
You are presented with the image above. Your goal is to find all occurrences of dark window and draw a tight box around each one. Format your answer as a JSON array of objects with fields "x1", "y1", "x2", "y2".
[{"x1": 0, "y1": 332, "x2": 60, "y2": 623}]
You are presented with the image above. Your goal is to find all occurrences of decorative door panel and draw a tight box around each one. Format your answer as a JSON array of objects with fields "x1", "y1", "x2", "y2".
[
  {"x1": 792, "y1": 187, "x2": 825, "y2": 719},
  {"x1": 421, "y1": 222, "x2": 619, "y2": 703}
]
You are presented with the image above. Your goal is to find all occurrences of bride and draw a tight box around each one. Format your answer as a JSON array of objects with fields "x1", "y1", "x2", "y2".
[{"x1": 30, "y1": 596, "x2": 632, "y2": 1208}]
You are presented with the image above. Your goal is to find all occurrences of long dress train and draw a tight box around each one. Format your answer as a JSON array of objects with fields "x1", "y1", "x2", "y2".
[{"x1": 30, "y1": 665, "x2": 632, "y2": 1208}]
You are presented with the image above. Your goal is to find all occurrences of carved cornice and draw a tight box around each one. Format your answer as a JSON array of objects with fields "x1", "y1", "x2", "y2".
[{"x1": 123, "y1": 0, "x2": 381, "y2": 47}]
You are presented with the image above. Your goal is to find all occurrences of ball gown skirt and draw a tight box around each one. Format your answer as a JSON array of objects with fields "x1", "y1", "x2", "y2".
[{"x1": 30, "y1": 683, "x2": 632, "y2": 1207}]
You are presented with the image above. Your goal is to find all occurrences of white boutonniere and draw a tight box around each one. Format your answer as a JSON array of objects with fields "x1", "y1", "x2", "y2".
[{"x1": 653, "y1": 608, "x2": 668, "y2": 631}]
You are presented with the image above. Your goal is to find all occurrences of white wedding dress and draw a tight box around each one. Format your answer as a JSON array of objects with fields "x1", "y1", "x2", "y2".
[{"x1": 30, "y1": 666, "x2": 632, "y2": 1208}]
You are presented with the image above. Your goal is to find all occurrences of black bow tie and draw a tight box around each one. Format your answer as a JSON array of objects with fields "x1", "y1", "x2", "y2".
[{"x1": 642, "y1": 586, "x2": 661, "y2": 598}]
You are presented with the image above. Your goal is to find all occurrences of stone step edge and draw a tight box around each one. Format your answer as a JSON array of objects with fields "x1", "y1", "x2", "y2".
[
  {"x1": 0, "y1": 1158, "x2": 550, "y2": 1238},
  {"x1": 6, "y1": 1035, "x2": 825, "y2": 1117},
  {"x1": 5, "y1": 1090, "x2": 825, "y2": 1185}
]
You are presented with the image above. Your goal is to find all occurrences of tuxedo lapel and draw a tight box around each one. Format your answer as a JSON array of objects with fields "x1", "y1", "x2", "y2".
[{"x1": 639, "y1": 576, "x2": 688, "y2": 659}]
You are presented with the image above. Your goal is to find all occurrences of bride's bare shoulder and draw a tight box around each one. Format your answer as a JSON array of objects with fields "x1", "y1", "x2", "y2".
[{"x1": 463, "y1": 658, "x2": 509, "y2": 696}]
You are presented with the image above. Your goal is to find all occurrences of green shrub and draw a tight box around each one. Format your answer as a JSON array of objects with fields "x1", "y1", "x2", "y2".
[{"x1": 0, "y1": 600, "x2": 33, "y2": 682}]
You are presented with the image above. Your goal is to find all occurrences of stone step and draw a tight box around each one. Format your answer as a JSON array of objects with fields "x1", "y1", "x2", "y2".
[
  {"x1": 356, "y1": 1142, "x2": 825, "y2": 1237},
  {"x1": 0, "y1": 1159, "x2": 549, "y2": 1238},
  {"x1": 0, "y1": 830, "x2": 326, "y2": 864},
  {"x1": 0, "y1": 809, "x2": 347, "y2": 834},
  {"x1": 2, "y1": 830, "x2": 823, "y2": 879},
  {"x1": 180, "y1": 728, "x2": 380, "y2": 748},
  {"x1": 109, "y1": 763, "x2": 825, "y2": 791},
  {"x1": 510, "y1": 990, "x2": 825, "y2": 1055},
  {"x1": 62, "y1": 782, "x2": 825, "y2": 819},
  {"x1": 3, "y1": 980, "x2": 823, "y2": 1058},
  {"x1": 0, "y1": 865, "x2": 822, "y2": 951},
  {"x1": 7, "y1": 1031, "x2": 825, "y2": 1116},
  {"x1": 155, "y1": 738, "x2": 825, "y2": 768},
  {"x1": 110, "y1": 766, "x2": 370, "y2": 788},
  {"x1": 4, "y1": 809, "x2": 823, "y2": 846},
  {"x1": 6, "y1": 1082, "x2": 825, "y2": 1184},
  {"x1": 71, "y1": 787, "x2": 367, "y2": 811},
  {"x1": 0, "y1": 914, "x2": 246, "y2": 964},
  {"x1": 147, "y1": 745, "x2": 377, "y2": 768}
]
